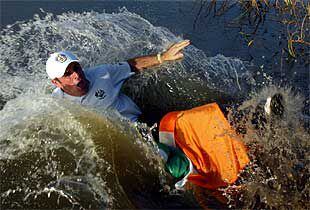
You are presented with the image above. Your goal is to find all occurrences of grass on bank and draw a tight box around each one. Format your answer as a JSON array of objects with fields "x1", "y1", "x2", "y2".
[{"x1": 194, "y1": 0, "x2": 309, "y2": 58}]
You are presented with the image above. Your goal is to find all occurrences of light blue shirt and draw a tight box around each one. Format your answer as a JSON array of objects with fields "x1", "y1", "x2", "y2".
[{"x1": 52, "y1": 62, "x2": 142, "y2": 122}]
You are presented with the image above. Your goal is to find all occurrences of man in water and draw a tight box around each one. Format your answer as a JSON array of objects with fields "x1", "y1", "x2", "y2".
[
  {"x1": 46, "y1": 40, "x2": 282, "y2": 194},
  {"x1": 46, "y1": 40, "x2": 190, "y2": 122}
]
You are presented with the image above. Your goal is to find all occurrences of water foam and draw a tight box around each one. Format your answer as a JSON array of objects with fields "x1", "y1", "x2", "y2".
[
  {"x1": 224, "y1": 85, "x2": 309, "y2": 209},
  {"x1": 0, "y1": 9, "x2": 256, "y2": 111}
]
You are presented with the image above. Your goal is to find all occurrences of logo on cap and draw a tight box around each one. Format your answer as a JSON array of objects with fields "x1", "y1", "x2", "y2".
[{"x1": 56, "y1": 54, "x2": 67, "y2": 63}]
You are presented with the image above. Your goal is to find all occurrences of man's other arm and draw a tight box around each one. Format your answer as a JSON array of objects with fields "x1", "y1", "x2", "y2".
[{"x1": 127, "y1": 40, "x2": 190, "y2": 73}]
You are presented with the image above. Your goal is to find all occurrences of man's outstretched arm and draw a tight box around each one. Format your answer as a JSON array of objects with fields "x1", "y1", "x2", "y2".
[{"x1": 127, "y1": 40, "x2": 190, "y2": 73}]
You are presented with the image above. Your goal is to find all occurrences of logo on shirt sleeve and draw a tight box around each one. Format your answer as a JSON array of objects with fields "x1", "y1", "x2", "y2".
[{"x1": 95, "y1": 89, "x2": 106, "y2": 100}]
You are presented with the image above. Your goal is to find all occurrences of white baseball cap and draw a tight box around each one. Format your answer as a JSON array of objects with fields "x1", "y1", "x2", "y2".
[{"x1": 46, "y1": 51, "x2": 79, "y2": 79}]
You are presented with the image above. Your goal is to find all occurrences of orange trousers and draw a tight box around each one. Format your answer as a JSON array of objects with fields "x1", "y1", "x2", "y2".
[{"x1": 160, "y1": 103, "x2": 250, "y2": 190}]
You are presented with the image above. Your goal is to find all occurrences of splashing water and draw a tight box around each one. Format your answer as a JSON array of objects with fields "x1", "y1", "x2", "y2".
[
  {"x1": 0, "y1": 94, "x2": 174, "y2": 209},
  {"x1": 0, "y1": 9, "x2": 255, "y2": 110},
  {"x1": 0, "y1": 9, "x2": 308, "y2": 209},
  {"x1": 224, "y1": 85, "x2": 309, "y2": 209}
]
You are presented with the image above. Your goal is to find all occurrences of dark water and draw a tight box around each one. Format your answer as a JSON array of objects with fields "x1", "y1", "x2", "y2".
[{"x1": 0, "y1": 1, "x2": 309, "y2": 209}]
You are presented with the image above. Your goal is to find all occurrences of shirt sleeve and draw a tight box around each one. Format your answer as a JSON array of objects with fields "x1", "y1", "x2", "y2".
[{"x1": 106, "y1": 62, "x2": 135, "y2": 86}]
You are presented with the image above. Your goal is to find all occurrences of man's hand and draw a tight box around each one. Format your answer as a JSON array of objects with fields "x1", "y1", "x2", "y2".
[{"x1": 162, "y1": 40, "x2": 191, "y2": 62}]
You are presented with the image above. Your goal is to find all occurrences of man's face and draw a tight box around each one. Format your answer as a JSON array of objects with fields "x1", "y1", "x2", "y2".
[{"x1": 52, "y1": 62, "x2": 89, "y2": 97}]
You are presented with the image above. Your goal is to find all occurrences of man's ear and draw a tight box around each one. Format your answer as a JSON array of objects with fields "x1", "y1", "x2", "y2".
[{"x1": 51, "y1": 79, "x2": 63, "y2": 88}]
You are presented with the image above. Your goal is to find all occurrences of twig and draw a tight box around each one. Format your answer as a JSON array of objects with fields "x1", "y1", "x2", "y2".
[
  {"x1": 193, "y1": 0, "x2": 207, "y2": 30},
  {"x1": 299, "y1": 13, "x2": 308, "y2": 40},
  {"x1": 292, "y1": 39, "x2": 310, "y2": 45}
]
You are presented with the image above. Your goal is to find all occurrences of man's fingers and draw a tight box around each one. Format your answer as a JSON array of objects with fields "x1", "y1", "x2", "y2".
[
  {"x1": 163, "y1": 40, "x2": 189, "y2": 61},
  {"x1": 169, "y1": 40, "x2": 190, "y2": 50},
  {"x1": 174, "y1": 52, "x2": 184, "y2": 60},
  {"x1": 175, "y1": 40, "x2": 190, "y2": 48},
  {"x1": 171, "y1": 40, "x2": 190, "y2": 52},
  {"x1": 175, "y1": 40, "x2": 190, "y2": 46}
]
